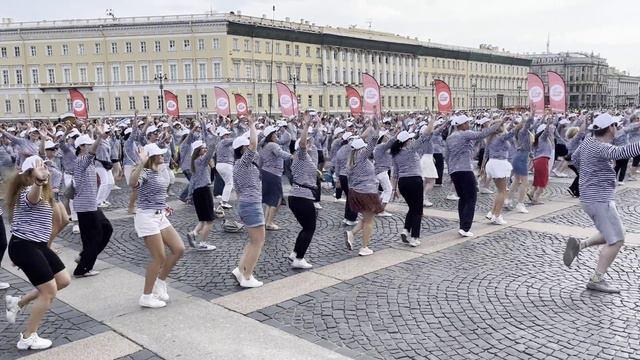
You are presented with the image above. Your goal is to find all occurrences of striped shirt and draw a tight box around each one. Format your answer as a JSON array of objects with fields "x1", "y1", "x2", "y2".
[
  {"x1": 233, "y1": 148, "x2": 262, "y2": 203},
  {"x1": 445, "y1": 126, "x2": 496, "y2": 174},
  {"x1": 392, "y1": 132, "x2": 431, "y2": 178},
  {"x1": 95, "y1": 138, "x2": 111, "y2": 162},
  {"x1": 11, "y1": 188, "x2": 53, "y2": 243},
  {"x1": 259, "y1": 142, "x2": 292, "y2": 176},
  {"x1": 136, "y1": 168, "x2": 169, "y2": 210},
  {"x1": 73, "y1": 154, "x2": 98, "y2": 212},
  {"x1": 215, "y1": 138, "x2": 234, "y2": 164},
  {"x1": 189, "y1": 136, "x2": 218, "y2": 191},
  {"x1": 279, "y1": 131, "x2": 292, "y2": 153},
  {"x1": 59, "y1": 141, "x2": 77, "y2": 174},
  {"x1": 47, "y1": 161, "x2": 63, "y2": 192},
  {"x1": 573, "y1": 136, "x2": 640, "y2": 204},
  {"x1": 484, "y1": 132, "x2": 515, "y2": 161},
  {"x1": 515, "y1": 117, "x2": 534, "y2": 152},
  {"x1": 123, "y1": 132, "x2": 140, "y2": 166},
  {"x1": 334, "y1": 144, "x2": 352, "y2": 176},
  {"x1": 289, "y1": 146, "x2": 317, "y2": 200},
  {"x1": 348, "y1": 134, "x2": 378, "y2": 194},
  {"x1": 179, "y1": 131, "x2": 198, "y2": 172},
  {"x1": 373, "y1": 142, "x2": 392, "y2": 175}
]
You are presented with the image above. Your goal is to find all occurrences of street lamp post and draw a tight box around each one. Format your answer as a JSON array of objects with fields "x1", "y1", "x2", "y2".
[
  {"x1": 430, "y1": 81, "x2": 435, "y2": 111},
  {"x1": 154, "y1": 72, "x2": 167, "y2": 113},
  {"x1": 516, "y1": 85, "x2": 522, "y2": 108},
  {"x1": 290, "y1": 73, "x2": 298, "y2": 111},
  {"x1": 471, "y1": 83, "x2": 477, "y2": 110}
]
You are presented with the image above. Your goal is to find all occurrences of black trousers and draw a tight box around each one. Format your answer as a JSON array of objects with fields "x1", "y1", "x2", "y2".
[
  {"x1": 179, "y1": 169, "x2": 192, "y2": 201},
  {"x1": 0, "y1": 215, "x2": 6, "y2": 263},
  {"x1": 568, "y1": 165, "x2": 580, "y2": 196},
  {"x1": 615, "y1": 158, "x2": 630, "y2": 182},
  {"x1": 288, "y1": 196, "x2": 317, "y2": 259},
  {"x1": 74, "y1": 210, "x2": 113, "y2": 276},
  {"x1": 398, "y1": 176, "x2": 424, "y2": 238},
  {"x1": 213, "y1": 168, "x2": 225, "y2": 197},
  {"x1": 339, "y1": 175, "x2": 357, "y2": 222},
  {"x1": 314, "y1": 177, "x2": 321, "y2": 202},
  {"x1": 450, "y1": 171, "x2": 477, "y2": 232},
  {"x1": 434, "y1": 153, "x2": 445, "y2": 185},
  {"x1": 335, "y1": 168, "x2": 343, "y2": 199}
]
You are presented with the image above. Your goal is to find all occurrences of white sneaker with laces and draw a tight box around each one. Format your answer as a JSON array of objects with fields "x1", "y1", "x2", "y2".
[
  {"x1": 458, "y1": 229, "x2": 474, "y2": 237},
  {"x1": 76, "y1": 270, "x2": 100, "y2": 277},
  {"x1": 345, "y1": 230, "x2": 354, "y2": 250},
  {"x1": 0, "y1": 282, "x2": 10, "y2": 290},
  {"x1": 288, "y1": 251, "x2": 297, "y2": 261},
  {"x1": 314, "y1": 203, "x2": 323, "y2": 210},
  {"x1": 197, "y1": 242, "x2": 216, "y2": 251},
  {"x1": 113, "y1": 185, "x2": 122, "y2": 190},
  {"x1": 6, "y1": 295, "x2": 21, "y2": 324},
  {"x1": 17, "y1": 332, "x2": 52, "y2": 350},
  {"x1": 98, "y1": 201, "x2": 109, "y2": 208},
  {"x1": 485, "y1": 211, "x2": 493, "y2": 220},
  {"x1": 491, "y1": 215, "x2": 507, "y2": 225},
  {"x1": 423, "y1": 200, "x2": 433, "y2": 207},
  {"x1": 232, "y1": 267, "x2": 242, "y2": 285},
  {"x1": 446, "y1": 194, "x2": 460, "y2": 201},
  {"x1": 515, "y1": 203, "x2": 529, "y2": 214},
  {"x1": 220, "y1": 202, "x2": 233, "y2": 209},
  {"x1": 408, "y1": 238, "x2": 421, "y2": 247},
  {"x1": 153, "y1": 279, "x2": 169, "y2": 301},
  {"x1": 343, "y1": 219, "x2": 357, "y2": 226},
  {"x1": 292, "y1": 258, "x2": 313, "y2": 269},
  {"x1": 479, "y1": 187, "x2": 494, "y2": 194},
  {"x1": 618, "y1": 181, "x2": 625, "y2": 186},
  {"x1": 72, "y1": 225, "x2": 80, "y2": 234},
  {"x1": 377, "y1": 211, "x2": 392, "y2": 217},
  {"x1": 240, "y1": 275, "x2": 263, "y2": 288},
  {"x1": 358, "y1": 247, "x2": 374, "y2": 256},
  {"x1": 139, "y1": 294, "x2": 166, "y2": 308}
]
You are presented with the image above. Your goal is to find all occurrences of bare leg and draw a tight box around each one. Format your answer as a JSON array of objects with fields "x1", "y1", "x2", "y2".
[
  {"x1": 24, "y1": 270, "x2": 70, "y2": 337},
  {"x1": 143, "y1": 234, "x2": 166, "y2": 295},
  {"x1": 351, "y1": 219, "x2": 364, "y2": 236},
  {"x1": 128, "y1": 188, "x2": 138, "y2": 214},
  {"x1": 492, "y1": 178, "x2": 508, "y2": 216},
  {"x1": 238, "y1": 226, "x2": 265, "y2": 279},
  {"x1": 361, "y1": 212, "x2": 375, "y2": 248},
  {"x1": 580, "y1": 233, "x2": 606, "y2": 250},
  {"x1": 596, "y1": 241, "x2": 623, "y2": 274},
  {"x1": 198, "y1": 221, "x2": 214, "y2": 242},
  {"x1": 516, "y1": 175, "x2": 528, "y2": 203},
  {"x1": 158, "y1": 226, "x2": 185, "y2": 280},
  {"x1": 49, "y1": 202, "x2": 69, "y2": 248}
]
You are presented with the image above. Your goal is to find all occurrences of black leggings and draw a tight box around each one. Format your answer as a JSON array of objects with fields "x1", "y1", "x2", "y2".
[
  {"x1": 288, "y1": 196, "x2": 317, "y2": 259},
  {"x1": 75, "y1": 210, "x2": 113, "y2": 276},
  {"x1": 615, "y1": 158, "x2": 630, "y2": 182},
  {"x1": 398, "y1": 176, "x2": 424, "y2": 238},
  {"x1": 451, "y1": 171, "x2": 478, "y2": 232},
  {"x1": 568, "y1": 165, "x2": 579, "y2": 196},
  {"x1": 339, "y1": 175, "x2": 357, "y2": 222},
  {"x1": 0, "y1": 215, "x2": 6, "y2": 263},
  {"x1": 434, "y1": 153, "x2": 445, "y2": 185}
]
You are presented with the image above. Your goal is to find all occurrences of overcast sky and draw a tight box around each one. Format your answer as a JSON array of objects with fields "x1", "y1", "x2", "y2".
[{"x1": 5, "y1": 0, "x2": 640, "y2": 75}]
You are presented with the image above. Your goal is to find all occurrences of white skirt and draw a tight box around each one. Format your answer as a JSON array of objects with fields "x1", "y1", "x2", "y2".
[
  {"x1": 485, "y1": 158, "x2": 513, "y2": 179},
  {"x1": 420, "y1": 154, "x2": 438, "y2": 179}
]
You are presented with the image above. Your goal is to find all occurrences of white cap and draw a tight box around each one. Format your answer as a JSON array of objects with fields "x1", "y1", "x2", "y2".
[
  {"x1": 124, "y1": 128, "x2": 132, "y2": 135},
  {"x1": 536, "y1": 124, "x2": 547, "y2": 134},
  {"x1": 434, "y1": 119, "x2": 445, "y2": 126},
  {"x1": 191, "y1": 140, "x2": 205, "y2": 153},
  {"x1": 21, "y1": 155, "x2": 43, "y2": 173},
  {"x1": 216, "y1": 127, "x2": 231, "y2": 137},
  {"x1": 378, "y1": 130, "x2": 389, "y2": 139},
  {"x1": 277, "y1": 120, "x2": 288, "y2": 127},
  {"x1": 350, "y1": 138, "x2": 366, "y2": 150},
  {"x1": 589, "y1": 113, "x2": 618, "y2": 131},
  {"x1": 558, "y1": 119, "x2": 570, "y2": 125},
  {"x1": 161, "y1": 123, "x2": 170, "y2": 128},
  {"x1": 382, "y1": 117, "x2": 392, "y2": 124},
  {"x1": 333, "y1": 127, "x2": 345, "y2": 136},
  {"x1": 145, "y1": 125, "x2": 158, "y2": 135},
  {"x1": 138, "y1": 120, "x2": 145, "y2": 126},
  {"x1": 74, "y1": 134, "x2": 95, "y2": 148},
  {"x1": 27, "y1": 127, "x2": 39, "y2": 134},
  {"x1": 232, "y1": 136, "x2": 250, "y2": 149},
  {"x1": 44, "y1": 140, "x2": 57, "y2": 149},
  {"x1": 263, "y1": 126, "x2": 278, "y2": 138},
  {"x1": 55, "y1": 131, "x2": 65, "y2": 138},
  {"x1": 475, "y1": 117, "x2": 490, "y2": 125},
  {"x1": 6, "y1": 127, "x2": 16, "y2": 132},
  {"x1": 66, "y1": 129, "x2": 80, "y2": 139},
  {"x1": 143, "y1": 143, "x2": 168, "y2": 157},
  {"x1": 341, "y1": 131, "x2": 353, "y2": 141},
  {"x1": 418, "y1": 121, "x2": 427, "y2": 127},
  {"x1": 345, "y1": 121, "x2": 354, "y2": 127},
  {"x1": 452, "y1": 115, "x2": 470, "y2": 126},
  {"x1": 397, "y1": 130, "x2": 415, "y2": 143}
]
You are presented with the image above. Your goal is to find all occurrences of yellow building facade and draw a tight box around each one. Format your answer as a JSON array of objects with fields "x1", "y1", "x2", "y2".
[{"x1": 0, "y1": 13, "x2": 530, "y2": 120}]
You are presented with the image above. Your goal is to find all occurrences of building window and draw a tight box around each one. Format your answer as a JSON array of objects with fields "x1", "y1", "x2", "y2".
[
  {"x1": 285, "y1": 44, "x2": 291, "y2": 56},
  {"x1": 129, "y1": 96, "x2": 136, "y2": 110},
  {"x1": 198, "y1": 39, "x2": 205, "y2": 51},
  {"x1": 157, "y1": 96, "x2": 163, "y2": 110},
  {"x1": 169, "y1": 64, "x2": 177, "y2": 80},
  {"x1": 4, "y1": 99, "x2": 11, "y2": 113},
  {"x1": 275, "y1": 43, "x2": 281, "y2": 55},
  {"x1": 29, "y1": 46, "x2": 36, "y2": 56},
  {"x1": 244, "y1": 39, "x2": 250, "y2": 51},
  {"x1": 306, "y1": 46, "x2": 311, "y2": 57},
  {"x1": 213, "y1": 62, "x2": 221, "y2": 78},
  {"x1": 140, "y1": 41, "x2": 147, "y2": 53},
  {"x1": 155, "y1": 65, "x2": 162, "y2": 77},
  {"x1": 46, "y1": 45, "x2": 53, "y2": 56},
  {"x1": 0, "y1": 47, "x2": 6, "y2": 58},
  {"x1": 47, "y1": 68, "x2": 56, "y2": 84},
  {"x1": 337, "y1": 95, "x2": 342, "y2": 108},
  {"x1": 126, "y1": 65, "x2": 134, "y2": 83},
  {"x1": 317, "y1": 68, "x2": 322, "y2": 83},
  {"x1": 308, "y1": 95, "x2": 312, "y2": 107},
  {"x1": 62, "y1": 68, "x2": 71, "y2": 83},
  {"x1": 18, "y1": 99, "x2": 25, "y2": 113},
  {"x1": 95, "y1": 43, "x2": 101, "y2": 54},
  {"x1": 31, "y1": 68, "x2": 39, "y2": 84},
  {"x1": 266, "y1": 41, "x2": 272, "y2": 54},
  {"x1": 316, "y1": 47, "x2": 321, "y2": 58},
  {"x1": 255, "y1": 40, "x2": 261, "y2": 53},
  {"x1": 294, "y1": 45, "x2": 299, "y2": 56},
  {"x1": 143, "y1": 96, "x2": 149, "y2": 110},
  {"x1": 14, "y1": 46, "x2": 21, "y2": 57},
  {"x1": 212, "y1": 38, "x2": 220, "y2": 49},
  {"x1": 329, "y1": 95, "x2": 334, "y2": 108},
  {"x1": 141, "y1": 65, "x2": 148, "y2": 81},
  {"x1": 34, "y1": 99, "x2": 41, "y2": 113},
  {"x1": 154, "y1": 41, "x2": 161, "y2": 52},
  {"x1": 276, "y1": 65, "x2": 282, "y2": 81},
  {"x1": 183, "y1": 39, "x2": 191, "y2": 51},
  {"x1": 199, "y1": 63, "x2": 206, "y2": 80},
  {"x1": 200, "y1": 94, "x2": 208, "y2": 108},
  {"x1": 78, "y1": 43, "x2": 85, "y2": 55},
  {"x1": 112, "y1": 65, "x2": 120, "y2": 83},
  {"x1": 255, "y1": 63, "x2": 262, "y2": 81},
  {"x1": 318, "y1": 95, "x2": 323, "y2": 108},
  {"x1": 169, "y1": 40, "x2": 176, "y2": 51},
  {"x1": 15, "y1": 69, "x2": 23, "y2": 85},
  {"x1": 266, "y1": 64, "x2": 272, "y2": 80},
  {"x1": 268, "y1": 94, "x2": 273, "y2": 108},
  {"x1": 50, "y1": 99, "x2": 57, "y2": 113},
  {"x1": 115, "y1": 97, "x2": 122, "y2": 111},
  {"x1": 99, "y1": 97, "x2": 105, "y2": 111},
  {"x1": 96, "y1": 67, "x2": 104, "y2": 83},
  {"x1": 186, "y1": 94, "x2": 193, "y2": 109},
  {"x1": 233, "y1": 62, "x2": 240, "y2": 80},
  {"x1": 257, "y1": 94, "x2": 263, "y2": 107},
  {"x1": 184, "y1": 63, "x2": 192, "y2": 80},
  {"x1": 125, "y1": 41, "x2": 132, "y2": 53},
  {"x1": 245, "y1": 64, "x2": 252, "y2": 79},
  {"x1": 1, "y1": 70, "x2": 8, "y2": 85},
  {"x1": 111, "y1": 42, "x2": 118, "y2": 54},
  {"x1": 232, "y1": 38, "x2": 239, "y2": 51}
]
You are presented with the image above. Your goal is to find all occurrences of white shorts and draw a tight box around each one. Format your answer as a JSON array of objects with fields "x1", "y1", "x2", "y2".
[
  {"x1": 134, "y1": 209, "x2": 172, "y2": 238},
  {"x1": 485, "y1": 158, "x2": 513, "y2": 179},
  {"x1": 124, "y1": 165, "x2": 135, "y2": 185},
  {"x1": 420, "y1": 154, "x2": 438, "y2": 179}
]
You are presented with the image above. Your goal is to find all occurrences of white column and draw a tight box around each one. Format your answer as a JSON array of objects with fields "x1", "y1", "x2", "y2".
[
  {"x1": 330, "y1": 47, "x2": 336, "y2": 83},
  {"x1": 346, "y1": 50, "x2": 351, "y2": 84},
  {"x1": 414, "y1": 58, "x2": 419, "y2": 87},
  {"x1": 337, "y1": 48, "x2": 344, "y2": 83},
  {"x1": 322, "y1": 48, "x2": 328, "y2": 83},
  {"x1": 380, "y1": 54, "x2": 386, "y2": 86}
]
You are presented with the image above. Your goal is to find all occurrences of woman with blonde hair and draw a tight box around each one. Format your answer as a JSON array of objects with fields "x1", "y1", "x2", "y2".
[
  {"x1": 508, "y1": 116, "x2": 534, "y2": 213},
  {"x1": 5, "y1": 155, "x2": 71, "y2": 350},
  {"x1": 482, "y1": 118, "x2": 515, "y2": 225},
  {"x1": 130, "y1": 143, "x2": 185, "y2": 308}
]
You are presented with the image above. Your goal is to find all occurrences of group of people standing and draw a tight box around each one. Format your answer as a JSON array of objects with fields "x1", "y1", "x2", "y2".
[{"x1": 1, "y1": 106, "x2": 639, "y2": 350}]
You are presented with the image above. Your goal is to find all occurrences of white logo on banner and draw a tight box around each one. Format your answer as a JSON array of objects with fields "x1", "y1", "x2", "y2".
[
  {"x1": 363, "y1": 88, "x2": 379, "y2": 104},
  {"x1": 349, "y1": 96, "x2": 361, "y2": 109},
  {"x1": 217, "y1": 97, "x2": 229, "y2": 110},
  {"x1": 280, "y1": 95, "x2": 292, "y2": 108},
  {"x1": 549, "y1": 84, "x2": 564, "y2": 102},
  {"x1": 529, "y1": 86, "x2": 544, "y2": 102},
  {"x1": 73, "y1": 99, "x2": 85, "y2": 111},
  {"x1": 166, "y1": 100, "x2": 177, "y2": 111},
  {"x1": 236, "y1": 102, "x2": 247, "y2": 112},
  {"x1": 438, "y1": 91, "x2": 450, "y2": 105}
]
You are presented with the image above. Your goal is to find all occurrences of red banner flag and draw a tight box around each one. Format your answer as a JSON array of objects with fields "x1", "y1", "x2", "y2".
[
  {"x1": 234, "y1": 94, "x2": 249, "y2": 117},
  {"x1": 214, "y1": 87, "x2": 231, "y2": 117},
  {"x1": 292, "y1": 92, "x2": 299, "y2": 115},
  {"x1": 276, "y1": 81, "x2": 295, "y2": 117},
  {"x1": 345, "y1": 86, "x2": 362, "y2": 116},
  {"x1": 547, "y1": 71, "x2": 567, "y2": 113},
  {"x1": 362, "y1": 73, "x2": 381, "y2": 115},
  {"x1": 434, "y1": 80, "x2": 453, "y2": 113},
  {"x1": 69, "y1": 89, "x2": 88, "y2": 119},
  {"x1": 527, "y1": 73, "x2": 545, "y2": 115},
  {"x1": 163, "y1": 90, "x2": 179, "y2": 117}
]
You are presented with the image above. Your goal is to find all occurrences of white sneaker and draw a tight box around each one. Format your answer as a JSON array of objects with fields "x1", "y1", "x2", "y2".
[
  {"x1": 314, "y1": 203, "x2": 323, "y2": 210},
  {"x1": 6, "y1": 295, "x2": 21, "y2": 324},
  {"x1": 232, "y1": 267, "x2": 242, "y2": 285},
  {"x1": 408, "y1": 238, "x2": 421, "y2": 247},
  {"x1": 113, "y1": 185, "x2": 122, "y2": 190},
  {"x1": 358, "y1": 247, "x2": 374, "y2": 256},
  {"x1": 342, "y1": 219, "x2": 357, "y2": 226},
  {"x1": 98, "y1": 201, "x2": 109, "y2": 208},
  {"x1": 557, "y1": 172, "x2": 568, "y2": 178},
  {"x1": 618, "y1": 181, "x2": 625, "y2": 186},
  {"x1": 139, "y1": 294, "x2": 166, "y2": 308},
  {"x1": 288, "y1": 251, "x2": 297, "y2": 261},
  {"x1": 504, "y1": 199, "x2": 513, "y2": 209},
  {"x1": 485, "y1": 211, "x2": 493, "y2": 220},
  {"x1": 551, "y1": 169, "x2": 559, "y2": 177},
  {"x1": 220, "y1": 202, "x2": 233, "y2": 209},
  {"x1": 515, "y1": 203, "x2": 529, "y2": 214},
  {"x1": 377, "y1": 211, "x2": 392, "y2": 217},
  {"x1": 17, "y1": 332, "x2": 52, "y2": 350},
  {"x1": 345, "y1": 230, "x2": 354, "y2": 250},
  {"x1": 458, "y1": 229, "x2": 474, "y2": 237},
  {"x1": 446, "y1": 193, "x2": 460, "y2": 201},
  {"x1": 72, "y1": 225, "x2": 80, "y2": 234},
  {"x1": 0, "y1": 282, "x2": 9, "y2": 290},
  {"x1": 196, "y1": 242, "x2": 216, "y2": 251},
  {"x1": 292, "y1": 258, "x2": 313, "y2": 269},
  {"x1": 479, "y1": 187, "x2": 494, "y2": 194},
  {"x1": 240, "y1": 275, "x2": 263, "y2": 288},
  {"x1": 104, "y1": 200, "x2": 112, "y2": 206},
  {"x1": 76, "y1": 270, "x2": 100, "y2": 277},
  {"x1": 153, "y1": 279, "x2": 169, "y2": 301},
  {"x1": 423, "y1": 200, "x2": 433, "y2": 207},
  {"x1": 491, "y1": 215, "x2": 507, "y2": 225}
]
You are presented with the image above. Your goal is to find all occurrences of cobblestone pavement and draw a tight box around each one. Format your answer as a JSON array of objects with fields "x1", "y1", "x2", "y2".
[
  {"x1": 251, "y1": 228, "x2": 640, "y2": 360},
  {"x1": 0, "y1": 269, "x2": 111, "y2": 360},
  {"x1": 57, "y1": 200, "x2": 456, "y2": 299}
]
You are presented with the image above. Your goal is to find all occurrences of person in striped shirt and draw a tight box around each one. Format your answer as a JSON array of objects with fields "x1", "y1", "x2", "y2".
[
  {"x1": 5, "y1": 155, "x2": 71, "y2": 350},
  {"x1": 563, "y1": 113, "x2": 640, "y2": 293},
  {"x1": 39, "y1": 138, "x2": 69, "y2": 248}
]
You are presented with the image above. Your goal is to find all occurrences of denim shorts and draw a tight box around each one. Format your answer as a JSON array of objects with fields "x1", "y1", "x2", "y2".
[
  {"x1": 511, "y1": 151, "x2": 529, "y2": 177},
  {"x1": 237, "y1": 201, "x2": 265, "y2": 228}
]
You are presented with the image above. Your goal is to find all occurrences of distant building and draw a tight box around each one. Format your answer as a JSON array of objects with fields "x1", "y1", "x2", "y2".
[
  {"x1": 529, "y1": 52, "x2": 608, "y2": 109},
  {"x1": 607, "y1": 67, "x2": 640, "y2": 108}
]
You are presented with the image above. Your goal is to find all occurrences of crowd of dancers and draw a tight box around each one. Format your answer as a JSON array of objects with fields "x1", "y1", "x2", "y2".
[{"x1": 0, "y1": 107, "x2": 639, "y2": 350}]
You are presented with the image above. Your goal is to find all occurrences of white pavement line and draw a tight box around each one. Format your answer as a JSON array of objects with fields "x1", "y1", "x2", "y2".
[
  {"x1": 313, "y1": 248, "x2": 423, "y2": 281},
  {"x1": 514, "y1": 221, "x2": 640, "y2": 246},
  {"x1": 18, "y1": 331, "x2": 141, "y2": 360},
  {"x1": 212, "y1": 271, "x2": 341, "y2": 315},
  {"x1": 106, "y1": 298, "x2": 350, "y2": 360}
]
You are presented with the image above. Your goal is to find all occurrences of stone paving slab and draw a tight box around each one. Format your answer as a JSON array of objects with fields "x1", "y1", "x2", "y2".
[
  {"x1": 19, "y1": 331, "x2": 141, "y2": 360},
  {"x1": 251, "y1": 228, "x2": 640, "y2": 360}
]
